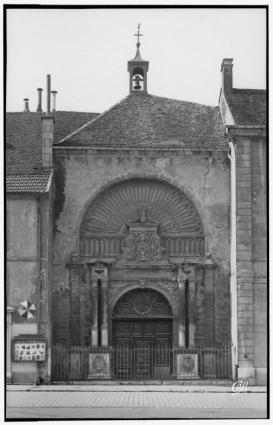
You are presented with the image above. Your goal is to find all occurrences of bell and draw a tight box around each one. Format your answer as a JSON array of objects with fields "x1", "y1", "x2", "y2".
[
  {"x1": 134, "y1": 82, "x2": 141, "y2": 90},
  {"x1": 133, "y1": 75, "x2": 142, "y2": 90}
]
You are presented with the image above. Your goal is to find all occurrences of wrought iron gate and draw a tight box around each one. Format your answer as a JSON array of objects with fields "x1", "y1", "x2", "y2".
[
  {"x1": 114, "y1": 346, "x2": 171, "y2": 380},
  {"x1": 52, "y1": 345, "x2": 232, "y2": 381}
]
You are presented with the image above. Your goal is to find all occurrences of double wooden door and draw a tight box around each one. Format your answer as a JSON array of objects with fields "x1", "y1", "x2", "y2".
[{"x1": 113, "y1": 320, "x2": 172, "y2": 380}]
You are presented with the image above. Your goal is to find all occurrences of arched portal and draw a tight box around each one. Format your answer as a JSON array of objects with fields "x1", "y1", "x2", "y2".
[
  {"x1": 112, "y1": 288, "x2": 174, "y2": 380},
  {"x1": 112, "y1": 288, "x2": 173, "y2": 350}
]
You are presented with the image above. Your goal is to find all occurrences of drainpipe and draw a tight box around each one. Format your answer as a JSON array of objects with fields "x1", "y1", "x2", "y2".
[
  {"x1": 36, "y1": 196, "x2": 41, "y2": 385},
  {"x1": 228, "y1": 134, "x2": 238, "y2": 381}
]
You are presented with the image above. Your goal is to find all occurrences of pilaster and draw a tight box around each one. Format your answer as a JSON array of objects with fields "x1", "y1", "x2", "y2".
[
  {"x1": 101, "y1": 276, "x2": 109, "y2": 347},
  {"x1": 237, "y1": 269, "x2": 255, "y2": 385},
  {"x1": 188, "y1": 278, "x2": 196, "y2": 347},
  {"x1": 91, "y1": 279, "x2": 98, "y2": 347},
  {"x1": 203, "y1": 255, "x2": 217, "y2": 346},
  {"x1": 178, "y1": 277, "x2": 186, "y2": 347},
  {"x1": 69, "y1": 265, "x2": 82, "y2": 346}
]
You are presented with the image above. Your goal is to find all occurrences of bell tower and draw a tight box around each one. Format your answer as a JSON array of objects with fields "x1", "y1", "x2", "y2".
[{"x1": 128, "y1": 24, "x2": 149, "y2": 94}]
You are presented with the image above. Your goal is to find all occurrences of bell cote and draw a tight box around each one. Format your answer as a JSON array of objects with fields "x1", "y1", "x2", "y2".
[{"x1": 128, "y1": 24, "x2": 149, "y2": 94}]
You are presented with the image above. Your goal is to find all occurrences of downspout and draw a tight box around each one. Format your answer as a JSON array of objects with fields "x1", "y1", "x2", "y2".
[
  {"x1": 36, "y1": 196, "x2": 41, "y2": 335},
  {"x1": 36, "y1": 196, "x2": 41, "y2": 385},
  {"x1": 227, "y1": 134, "x2": 238, "y2": 381}
]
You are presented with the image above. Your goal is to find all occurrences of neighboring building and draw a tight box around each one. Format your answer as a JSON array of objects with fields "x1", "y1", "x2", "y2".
[
  {"x1": 6, "y1": 40, "x2": 267, "y2": 385},
  {"x1": 219, "y1": 59, "x2": 267, "y2": 385},
  {"x1": 6, "y1": 105, "x2": 98, "y2": 383}
]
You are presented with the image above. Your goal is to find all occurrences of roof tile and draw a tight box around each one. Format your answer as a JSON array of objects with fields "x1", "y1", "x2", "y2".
[
  {"x1": 58, "y1": 94, "x2": 228, "y2": 150},
  {"x1": 6, "y1": 172, "x2": 52, "y2": 193},
  {"x1": 224, "y1": 89, "x2": 267, "y2": 126},
  {"x1": 6, "y1": 111, "x2": 99, "y2": 175}
]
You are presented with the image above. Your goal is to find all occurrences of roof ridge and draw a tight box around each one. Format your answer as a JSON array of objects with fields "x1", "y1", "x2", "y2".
[
  {"x1": 6, "y1": 111, "x2": 99, "y2": 115},
  {"x1": 56, "y1": 95, "x2": 130, "y2": 144},
  {"x1": 231, "y1": 88, "x2": 266, "y2": 95},
  {"x1": 146, "y1": 92, "x2": 218, "y2": 108}
]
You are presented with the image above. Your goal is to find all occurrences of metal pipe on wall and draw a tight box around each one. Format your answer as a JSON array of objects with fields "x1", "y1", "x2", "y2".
[
  {"x1": 46, "y1": 75, "x2": 51, "y2": 115},
  {"x1": 228, "y1": 136, "x2": 238, "y2": 381}
]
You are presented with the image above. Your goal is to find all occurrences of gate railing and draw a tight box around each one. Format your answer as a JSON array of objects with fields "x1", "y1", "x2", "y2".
[{"x1": 51, "y1": 345, "x2": 232, "y2": 381}]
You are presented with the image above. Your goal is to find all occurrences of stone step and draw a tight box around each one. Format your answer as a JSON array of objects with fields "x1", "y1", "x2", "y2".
[{"x1": 52, "y1": 380, "x2": 233, "y2": 386}]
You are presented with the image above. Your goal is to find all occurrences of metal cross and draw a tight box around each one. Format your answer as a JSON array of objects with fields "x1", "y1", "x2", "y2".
[{"x1": 134, "y1": 23, "x2": 143, "y2": 44}]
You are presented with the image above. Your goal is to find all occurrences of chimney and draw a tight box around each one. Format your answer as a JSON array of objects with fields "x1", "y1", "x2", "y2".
[
  {"x1": 36, "y1": 88, "x2": 43, "y2": 112},
  {"x1": 221, "y1": 58, "x2": 233, "y2": 94},
  {"x1": 23, "y1": 98, "x2": 30, "y2": 112},
  {"x1": 42, "y1": 75, "x2": 54, "y2": 168},
  {"x1": 46, "y1": 74, "x2": 51, "y2": 115},
  {"x1": 51, "y1": 91, "x2": 57, "y2": 112}
]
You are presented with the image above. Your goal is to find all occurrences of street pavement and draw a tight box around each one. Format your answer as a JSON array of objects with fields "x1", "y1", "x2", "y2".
[{"x1": 6, "y1": 385, "x2": 268, "y2": 419}]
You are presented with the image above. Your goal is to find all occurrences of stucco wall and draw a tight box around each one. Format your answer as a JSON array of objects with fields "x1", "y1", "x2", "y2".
[
  {"x1": 7, "y1": 197, "x2": 38, "y2": 322},
  {"x1": 7, "y1": 193, "x2": 52, "y2": 384},
  {"x1": 52, "y1": 150, "x2": 231, "y2": 347}
]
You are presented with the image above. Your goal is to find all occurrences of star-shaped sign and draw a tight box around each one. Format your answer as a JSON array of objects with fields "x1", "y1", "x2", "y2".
[{"x1": 18, "y1": 300, "x2": 36, "y2": 319}]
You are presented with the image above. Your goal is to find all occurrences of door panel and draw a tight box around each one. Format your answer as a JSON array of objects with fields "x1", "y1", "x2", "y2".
[
  {"x1": 113, "y1": 320, "x2": 172, "y2": 348},
  {"x1": 133, "y1": 338, "x2": 152, "y2": 379},
  {"x1": 113, "y1": 320, "x2": 172, "y2": 380}
]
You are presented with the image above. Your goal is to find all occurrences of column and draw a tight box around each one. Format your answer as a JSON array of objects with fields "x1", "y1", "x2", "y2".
[
  {"x1": 91, "y1": 279, "x2": 98, "y2": 346},
  {"x1": 178, "y1": 277, "x2": 186, "y2": 347},
  {"x1": 70, "y1": 266, "x2": 82, "y2": 346},
  {"x1": 101, "y1": 276, "x2": 109, "y2": 347},
  {"x1": 204, "y1": 260, "x2": 216, "y2": 345},
  {"x1": 6, "y1": 306, "x2": 14, "y2": 383},
  {"x1": 188, "y1": 278, "x2": 196, "y2": 347}
]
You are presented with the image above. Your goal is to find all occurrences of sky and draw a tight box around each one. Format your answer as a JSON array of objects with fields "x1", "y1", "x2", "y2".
[{"x1": 6, "y1": 7, "x2": 266, "y2": 113}]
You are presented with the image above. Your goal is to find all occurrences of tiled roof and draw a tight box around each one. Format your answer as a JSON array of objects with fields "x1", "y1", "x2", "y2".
[
  {"x1": 6, "y1": 171, "x2": 52, "y2": 193},
  {"x1": 58, "y1": 94, "x2": 228, "y2": 150},
  {"x1": 224, "y1": 89, "x2": 267, "y2": 126},
  {"x1": 6, "y1": 111, "x2": 99, "y2": 175}
]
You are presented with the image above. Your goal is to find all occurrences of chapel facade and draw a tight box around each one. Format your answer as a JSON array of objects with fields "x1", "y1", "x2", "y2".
[{"x1": 6, "y1": 33, "x2": 267, "y2": 385}]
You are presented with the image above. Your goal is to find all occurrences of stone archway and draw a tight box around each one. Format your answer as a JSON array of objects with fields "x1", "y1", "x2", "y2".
[
  {"x1": 78, "y1": 177, "x2": 205, "y2": 260},
  {"x1": 111, "y1": 288, "x2": 174, "y2": 350},
  {"x1": 111, "y1": 287, "x2": 174, "y2": 380}
]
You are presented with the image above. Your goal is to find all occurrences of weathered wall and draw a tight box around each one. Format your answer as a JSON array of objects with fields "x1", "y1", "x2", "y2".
[
  {"x1": 7, "y1": 193, "x2": 52, "y2": 384},
  {"x1": 7, "y1": 198, "x2": 38, "y2": 259},
  {"x1": 235, "y1": 136, "x2": 267, "y2": 385},
  {"x1": 251, "y1": 139, "x2": 267, "y2": 384},
  {"x1": 52, "y1": 150, "x2": 231, "y2": 347},
  {"x1": 7, "y1": 198, "x2": 38, "y2": 323}
]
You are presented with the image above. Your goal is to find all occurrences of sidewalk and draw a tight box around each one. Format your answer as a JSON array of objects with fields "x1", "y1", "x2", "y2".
[
  {"x1": 6, "y1": 384, "x2": 268, "y2": 419},
  {"x1": 6, "y1": 384, "x2": 267, "y2": 392},
  {"x1": 6, "y1": 386, "x2": 268, "y2": 419}
]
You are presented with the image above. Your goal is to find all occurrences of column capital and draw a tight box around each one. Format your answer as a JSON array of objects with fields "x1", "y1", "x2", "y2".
[
  {"x1": 178, "y1": 324, "x2": 186, "y2": 332},
  {"x1": 178, "y1": 279, "x2": 186, "y2": 289},
  {"x1": 189, "y1": 279, "x2": 196, "y2": 292},
  {"x1": 101, "y1": 277, "x2": 108, "y2": 287},
  {"x1": 7, "y1": 306, "x2": 15, "y2": 314}
]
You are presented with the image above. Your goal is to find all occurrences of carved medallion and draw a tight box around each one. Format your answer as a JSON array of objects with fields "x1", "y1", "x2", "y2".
[
  {"x1": 135, "y1": 233, "x2": 152, "y2": 260},
  {"x1": 93, "y1": 355, "x2": 106, "y2": 372},
  {"x1": 132, "y1": 292, "x2": 153, "y2": 315},
  {"x1": 118, "y1": 224, "x2": 167, "y2": 263},
  {"x1": 182, "y1": 356, "x2": 194, "y2": 372}
]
